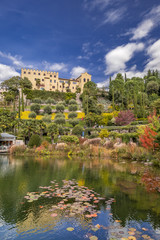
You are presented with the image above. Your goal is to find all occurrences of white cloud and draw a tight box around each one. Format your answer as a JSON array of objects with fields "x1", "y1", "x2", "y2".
[
  {"x1": 84, "y1": 0, "x2": 111, "y2": 11},
  {"x1": 105, "y1": 42, "x2": 144, "y2": 75},
  {"x1": 70, "y1": 66, "x2": 87, "y2": 78},
  {"x1": 102, "y1": 7, "x2": 126, "y2": 24},
  {"x1": 0, "y1": 64, "x2": 20, "y2": 82},
  {"x1": 129, "y1": 5, "x2": 160, "y2": 40},
  {"x1": 0, "y1": 51, "x2": 24, "y2": 69},
  {"x1": 43, "y1": 61, "x2": 68, "y2": 72},
  {"x1": 145, "y1": 39, "x2": 160, "y2": 71}
]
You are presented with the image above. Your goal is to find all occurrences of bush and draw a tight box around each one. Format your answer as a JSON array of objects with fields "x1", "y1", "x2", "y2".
[
  {"x1": 54, "y1": 117, "x2": 66, "y2": 125},
  {"x1": 30, "y1": 104, "x2": 41, "y2": 114},
  {"x1": 68, "y1": 118, "x2": 79, "y2": 127},
  {"x1": 72, "y1": 125, "x2": 83, "y2": 136},
  {"x1": 46, "y1": 98, "x2": 56, "y2": 104},
  {"x1": 42, "y1": 114, "x2": 52, "y2": 123},
  {"x1": 56, "y1": 104, "x2": 65, "y2": 112},
  {"x1": 68, "y1": 112, "x2": 77, "y2": 119},
  {"x1": 54, "y1": 113, "x2": 65, "y2": 119},
  {"x1": 60, "y1": 135, "x2": 79, "y2": 144},
  {"x1": 99, "y1": 129, "x2": 109, "y2": 139},
  {"x1": 68, "y1": 104, "x2": 78, "y2": 111},
  {"x1": 28, "y1": 134, "x2": 41, "y2": 148},
  {"x1": 29, "y1": 112, "x2": 37, "y2": 119},
  {"x1": 69, "y1": 99, "x2": 77, "y2": 105},
  {"x1": 43, "y1": 105, "x2": 52, "y2": 114},
  {"x1": 32, "y1": 98, "x2": 42, "y2": 104}
]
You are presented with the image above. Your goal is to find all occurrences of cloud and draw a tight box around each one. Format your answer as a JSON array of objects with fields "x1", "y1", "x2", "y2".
[
  {"x1": 102, "y1": 7, "x2": 126, "y2": 24},
  {"x1": 84, "y1": 0, "x2": 111, "y2": 11},
  {"x1": 43, "y1": 61, "x2": 68, "y2": 72},
  {"x1": 70, "y1": 66, "x2": 87, "y2": 78},
  {"x1": 104, "y1": 42, "x2": 144, "y2": 75},
  {"x1": 129, "y1": 5, "x2": 160, "y2": 40},
  {"x1": 0, "y1": 64, "x2": 20, "y2": 82},
  {"x1": 0, "y1": 51, "x2": 24, "y2": 69},
  {"x1": 145, "y1": 39, "x2": 160, "y2": 71}
]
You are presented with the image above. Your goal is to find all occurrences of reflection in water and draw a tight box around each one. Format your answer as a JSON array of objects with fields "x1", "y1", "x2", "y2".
[{"x1": 0, "y1": 155, "x2": 160, "y2": 239}]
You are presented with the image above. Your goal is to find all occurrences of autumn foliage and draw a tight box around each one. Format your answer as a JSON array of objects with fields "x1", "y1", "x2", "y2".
[
  {"x1": 115, "y1": 110, "x2": 135, "y2": 126},
  {"x1": 139, "y1": 126, "x2": 158, "y2": 150}
]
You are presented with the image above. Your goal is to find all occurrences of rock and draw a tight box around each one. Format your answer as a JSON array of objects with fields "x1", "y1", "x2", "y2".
[
  {"x1": 113, "y1": 143, "x2": 127, "y2": 149},
  {"x1": 55, "y1": 143, "x2": 67, "y2": 150},
  {"x1": 83, "y1": 138, "x2": 101, "y2": 146}
]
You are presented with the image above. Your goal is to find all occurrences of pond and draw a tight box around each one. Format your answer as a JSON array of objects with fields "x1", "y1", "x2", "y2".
[{"x1": 0, "y1": 155, "x2": 160, "y2": 240}]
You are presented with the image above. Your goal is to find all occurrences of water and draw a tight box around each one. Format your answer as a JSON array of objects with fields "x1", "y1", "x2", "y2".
[{"x1": 0, "y1": 155, "x2": 160, "y2": 240}]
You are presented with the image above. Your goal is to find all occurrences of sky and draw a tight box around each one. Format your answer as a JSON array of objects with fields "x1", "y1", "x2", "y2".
[{"x1": 0, "y1": 0, "x2": 160, "y2": 87}]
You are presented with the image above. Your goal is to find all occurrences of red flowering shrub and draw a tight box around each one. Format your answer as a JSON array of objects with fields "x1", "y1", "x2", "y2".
[
  {"x1": 139, "y1": 126, "x2": 158, "y2": 150},
  {"x1": 115, "y1": 110, "x2": 135, "y2": 126}
]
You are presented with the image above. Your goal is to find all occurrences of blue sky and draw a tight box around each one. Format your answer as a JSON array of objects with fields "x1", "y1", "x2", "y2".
[{"x1": 0, "y1": 0, "x2": 160, "y2": 86}]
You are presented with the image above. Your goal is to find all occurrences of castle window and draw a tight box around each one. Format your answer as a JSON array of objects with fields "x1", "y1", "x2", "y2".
[
  {"x1": 28, "y1": 72, "x2": 30, "y2": 74},
  {"x1": 60, "y1": 81, "x2": 64, "y2": 83},
  {"x1": 24, "y1": 71, "x2": 26, "y2": 74},
  {"x1": 44, "y1": 73, "x2": 46, "y2": 76},
  {"x1": 54, "y1": 75, "x2": 56, "y2": 78},
  {"x1": 52, "y1": 86, "x2": 55, "y2": 89},
  {"x1": 38, "y1": 73, "x2": 40, "y2": 75},
  {"x1": 72, "y1": 87, "x2": 74, "y2": 89},
  {"x1": 87, "y1": 79, "x2": 89, "y2": 82},
  {"x1": 54, "y1": 80, "x2": 56, "y2": 83},
  {"x1": 50, "y1": 80, "x2": 52, "y2": 83},
  {"x1": 84, "y1": 78, "x2": 86, "y2": 82},
  {"x1": 73, "y1": 82, "x2": 77, "y2": 84},
  {"x1": 50, "y1": 75, "x2": 52, "y2": 77},
  {"x1": 42, "y1": 79, "x2": 44, "y2": 82},
  {"x1": 60, "y1": 86, "x2": 61, "y2": 88},
  {"x1": 34, "y1": 72, "x2": 36, "y2": 75}
]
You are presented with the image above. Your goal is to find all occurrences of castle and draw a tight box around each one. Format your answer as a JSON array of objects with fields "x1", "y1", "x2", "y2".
[{"x1": 21, "y1": 68, "x2": 91, "y2": 93}]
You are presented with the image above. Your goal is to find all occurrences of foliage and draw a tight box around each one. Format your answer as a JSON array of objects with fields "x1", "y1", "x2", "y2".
[
  {"x1": 151, "y1": 98, "x2": 160, "y2": 114},
  {"x1": 30, "y1": 104, "x2": 41, "y2": 114},
  {"x1": 68, "y1": 112, "x2": 77, "y2": 119},
  {"x1": 0, "y1": 109, "x2": 17, "y2": 132},
  {"x1": 29, "y1": 112, "x2": 37, "y2": 119},
  {"x1": 68, "y1": 118, "x2": 79, "y2": 127},
  {"x1": 56, "y1": 104, "x2": 65, "y2": 112},
  {"x1": 68, "y1": 104, "x2": 78, "y2": 111},
  {"x1": 115, "y1": 110, "x2": 135, "y2": 126},
  {"x1": 46, "y1": 97, "x2": 56, "y2": 104},
  {"x1": 32, "y1": 98, "x2": 42, "y2": 104},
  {"x1": 84, "y1": 113, "x2": 102, "y2": 127},
  {"x1": 43, "y1": 105, "x2": 52, "y2": 114},
  {"x1": 54, "y1": 117, "x2": 65, "y2": 125},
  {"x1": 42, "y1": 114, "x2": 52, "y2": 123},
  {"x1": 146, "y1": 81, "x2": 159, "y2": 95},
  {"x1": 72, "y1": 125, "x2": 83, "y2": 136},
  {"x1": 47, "y1": 123, "x2": 59, "y2": 143},
  {"x1": 99, "y1": 129, "x2": 109, "y2": 139},
  {"x1": 139, "y1": 126, "x2": 158, "y2": 150},
  {"x1": 69, "y1": 99, "x2": 77, "y2": 105},
  {"x1": 60, "y1": 135, "x2": 79, "y2": 144},
  {"x1": 54, "y1": 113, "x2": 65, "y2": 119},
  {"x1": 28, "y1": 134, "x2": 41, "y2": 147}
]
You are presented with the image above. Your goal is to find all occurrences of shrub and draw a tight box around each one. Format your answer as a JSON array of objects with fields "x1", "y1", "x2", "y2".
[
  {"x1": 60, "y1": 135, "x2": 79, "y2": 144},
  {"x1": 30, "y1": 104, "x2": 41, "y2": 114},
  {"x1": 54, "y1": 113, "x2": 65, "y2": 119},
  {"x1": 54, "y1": 117, "x2": 66, "y2": 125},
  {"x1": 115, "y1": 110, "x2": 135, "y2": 126},
  {"x1": 43, "y1": 105, "x2": 52, "y2": 114},
  {"x1": 68, "y1": 104, "x2": 78, "y2": 111},
  {"x1": 32, "y1": 98, "x2": 42, "y2": 104},
  {"x1": 72, "y1": 125, "x2": 83, "y2": 136},
  {"x1": 69, "y1": 99, "x2": 77, "y2": 105},
  {"x1": 29, "y1": 112, "x2": 37, "y2": 119},
  {"x1": 99, "y1": 129, "x2": 109, "y2": 139},
  {"x1": 56, "y1": 104, "x2": 65, "y2": 112},
  {"x1": 68, "y1": 112, "x2": 77, "y2": 119},
  {"x1": 68, "y1": 118, "x2": 79, "y2": 127},
  {"x1": 28, "y1": 134, "x2": 41, "y2": 148},
  {"x1": 46, "y1": 97, "x2": 56, "y2": 104},
  {"x1": 42, "y1": 114, "x2": 52, "y2": 123}
]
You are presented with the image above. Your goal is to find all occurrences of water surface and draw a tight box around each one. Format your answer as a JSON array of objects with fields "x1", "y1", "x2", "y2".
[{"x1": 0, "y1": 155, "x2": 160, "y2": 240}]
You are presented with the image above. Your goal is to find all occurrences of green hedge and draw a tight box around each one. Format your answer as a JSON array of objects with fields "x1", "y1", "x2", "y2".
[{"x1": 60, "y1": 135, "x2": 79, "y2": 144}]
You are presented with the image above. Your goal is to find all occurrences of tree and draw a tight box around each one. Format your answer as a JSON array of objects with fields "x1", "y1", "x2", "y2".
[
  {"x1": 47, "y1": 123, "x2": 59, "y2": 143},
  {"x1": 28, "y1": 134, "x2": 41, "y2": 147},
  {"x1": 54, "y1": 117, "x2": 65, "y2": 125},
  {"x1": 99, "y1": 129, "x2": 109, "y2": 139},
  {"x1": 72, "y1": 125, "x2": 83, "y2": 136},
  {"x1": 115, "y1": 110, "x2": 135, "y2": 126},
  {"x1": 42, "y1": 114, "x2": 52, "y2": 123},
  {"x1": 69, "y1": 99, "x2": 77, "y2": 105},
  {"x1": 43, "y1": 105, "x2": 52, "y2": 115},
  {"x1": 151, "y1": 98, "x2": 160, "y2": 114},
  {"x1": 146, "y1": 81, "x2": 159, "y2": 95},
  {"x1": 68, "y1": 112, "x2": 77, "y2": 119},
  {"x1": 68, "y1": 104, "x2": 78, "y2": 111},
  {"x1": 56, "y1": 104, "x2": 65, "y2": 112},
  {"x1": 30, "y1": 104, "x2": 41, "y2": 114},
  {"x1": 68, "y1": 118, "x2": 79, "y2": 127}
]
